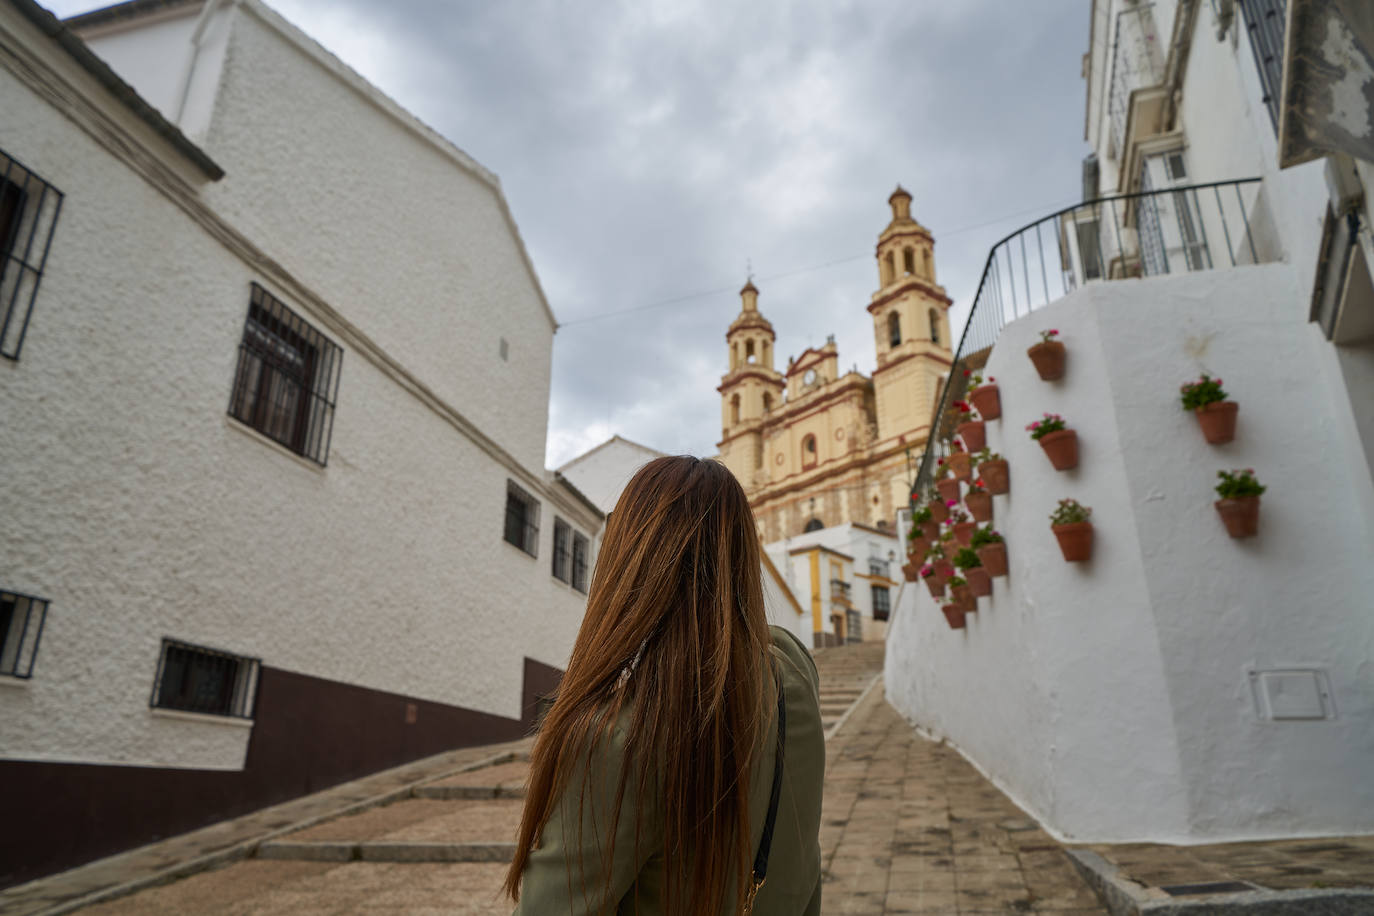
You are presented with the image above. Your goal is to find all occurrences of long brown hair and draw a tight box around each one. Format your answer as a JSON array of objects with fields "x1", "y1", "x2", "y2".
[{"x1": 505, "y1": 456, "x2": 773, "y2": 914}]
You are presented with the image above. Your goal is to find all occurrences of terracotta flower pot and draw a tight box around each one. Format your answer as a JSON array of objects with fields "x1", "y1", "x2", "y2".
[
  {"x1": 1052, "y1": 521, "x2": 1094, "y2": 562},
  {"x1": 1196, "y1": 401, "x2": 1239, "y2": 445},
  {"x1": 924, "y1": 575, "x2": 945, "y2": 599},
  {"x1": 979, "y1": 459, "x2": 1010, "y2": 495},
  {"x1": 968, "y1": 384, "x2": 1001, "y2": 420},
  {"x1": 1215, "y1": 496, "x2": 1260, "y2": 538},
  {"x1": 1038, "y1": 428, "x2": 1079, "y2": 470},
  {"x1": 933, "y1": 559, "x2": 954, "y2": 584},
  {"x1": 947, "y1": 452, "x2": 972, "y2": 481},
  {"x1": 929, "y1": 500, "x2": 949, "y2": 524},
  {"x1": 976, "y1": 541, "x2": 1008, "y2": 577},
  {"x1": 941, "y1": 604, "x2": 966, "y2": 630},
  {"x1": 919, "y1": 519, "x2": 940, "y2": 541},
  {"x1": 1027, "y1": 340, "x2": 1066, "y2": 380},
  {"x1": 953, "y1": 521, "x2": 977, "y2": 547},
  {"x1": 936, "y1": 477, "x2": 962, "y2": 503},
  {"x1": 966, "y1": 567, "x2": 992, "y2": 597},
  {"x1": 965, "y1": 490, "x2": 993, "y2": 522},
  {"x1": 902, "y1": 560, "x2": 920, "y2": 582},
  {"x1": 952, "y1": 585, "x2": 975, "y2": 612},
  {"x1": 956, "y1": 420, "x2": 987, "y2": 453},
  {"x1": 908, "y1": 537, "x2": 930, "y2": 563}
]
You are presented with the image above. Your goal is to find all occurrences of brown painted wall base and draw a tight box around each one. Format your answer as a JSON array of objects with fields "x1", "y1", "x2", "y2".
[{"x1": 0, "y1": 658, "x2": 562, "y2": 889}]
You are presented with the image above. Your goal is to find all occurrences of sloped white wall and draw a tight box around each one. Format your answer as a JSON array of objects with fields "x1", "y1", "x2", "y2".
[{"x1": 886, "y1": 263, "x2": 1374, "y2": 843}]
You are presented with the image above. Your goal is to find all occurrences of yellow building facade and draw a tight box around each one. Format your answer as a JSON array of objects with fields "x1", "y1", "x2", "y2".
[{"x1": 717, "y1": 188, "x2": 954, "y2": 541}]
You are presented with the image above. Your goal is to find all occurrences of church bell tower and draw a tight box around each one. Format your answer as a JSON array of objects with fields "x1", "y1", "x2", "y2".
[
  {"x1": 868, "y1": 186, "x2": 953, "y2": 443},
  {"x1": 717, "y1": 280, "x2": 784, "y2": 487}
]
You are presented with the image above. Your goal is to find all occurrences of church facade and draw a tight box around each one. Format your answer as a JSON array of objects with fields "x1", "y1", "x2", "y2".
[{"x1": 717, "y1": 188, "x2": 954, "y2": 541}]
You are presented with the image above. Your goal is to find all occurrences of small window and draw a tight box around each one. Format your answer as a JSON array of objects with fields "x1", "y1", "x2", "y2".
[
  {"x1": 552, "y1": 518, "x2": 571, "y2": 582},
  {"x1": 888, "y1": 311, "x2": 901, "y2": 348},
  {"x1": 872, "y1": 585, "x2": 891, "y2": 621},
  {"x1": 0, "y1": 588, "x2": 49, "y2": 679},
  {"x1": 0, "y1": 148, "x2": 65, "y2": 361},
  {"x1": 923, "y1": 249, "x2": 932, "y2": 278},
  {"x1": 504, "y1": 481, "x2": 540, "y2": 556},
  {"x1": 928, "y1": 308, "x2": 941, "y2": 345},
  {"x1": 762, "y1": 392, "x2": 773, "y2": 412},
  {"x1": 731, "y1": 394, "x2": 741, "y2": 424},
  {"x1": 903, "y1": 247, "x2": 915, "y2": 275},
  {"x1": 746, "y1": 340, "x2": 756, "y2": 363},
  {"x1": 571, "y1": 533, "x2": 590, "y2": 593},
  {"x1": 150, "y1": 638, "x2": 259, "y2": 719},
  {"x1": 802, "y1": 433, "x2": 817, "y2": 468},
  {"x1": 1165, "y1": 151, "x2": 1188, "y2": 181},
  {"x1": 884, "y1": 251, "x2": 896, "y2": 283},
  {"x1": 228, "y1": 284, "x2": 343, "y2": 466}
]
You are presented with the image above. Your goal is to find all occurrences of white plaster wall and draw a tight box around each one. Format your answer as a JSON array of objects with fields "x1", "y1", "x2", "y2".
[
  {"x1": 558, "y1": 439, "x2": 667, "y2": 514},
  {"x1": 761, "y1": 559, "x2": 808, "y2": 649},
  {"x1": 123, "y1": 3, "x2": 556, "y2": 475},
  {"x1": 0, "y1": 41, "x2": 590, "y2": 770},
  {"x1": 71, "y1": 7, "x2": 202, "y2": 124},
  {"x1": 886, "y1": 264, "x2": 1374, "y2": 842}
]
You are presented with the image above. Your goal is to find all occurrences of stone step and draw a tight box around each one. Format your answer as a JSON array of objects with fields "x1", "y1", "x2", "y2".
[{"x1": 412, "y1": 785, "x2": 526, "y2": 800}]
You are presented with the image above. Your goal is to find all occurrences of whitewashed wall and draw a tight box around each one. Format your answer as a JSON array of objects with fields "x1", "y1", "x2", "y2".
[
  {"x1": 0, "y1": 12, "x2": 590, "y2": 770},
  {"x1": 558, "y1": 438, "x2": 666, "y2": 514},
  {"x1": 886, "y1": 264, "x2": 1374, "y2": 843}
]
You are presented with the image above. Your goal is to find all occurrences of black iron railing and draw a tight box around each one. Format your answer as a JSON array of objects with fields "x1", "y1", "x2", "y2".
[
  {"x1": 150, "y1": 637, "x2": 260, "y2": 719},
  {"x1": 912, "y1": 177, "x2": 1267, "y2": 499},
  {"x1": 0, "y1": 589, "x2": 49, "y2": 679},
  {"x1": 0, "y1": 148, "x2": 64, "y2": 361}
]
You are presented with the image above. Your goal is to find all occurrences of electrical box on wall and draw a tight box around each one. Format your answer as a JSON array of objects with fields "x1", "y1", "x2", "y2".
[{"x1": 1249, "y1": 669, "x2": 1336, "y2": 721}]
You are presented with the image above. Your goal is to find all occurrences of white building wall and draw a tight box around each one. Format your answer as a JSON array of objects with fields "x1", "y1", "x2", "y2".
[
  {"x1": 558, "y1": 437, "x2": 666, "y2": 514},
  {"x1": 0, "y1": 14, "x2": 591, "y2": 771},
  {"x1": 78, "y1": 2, "x2": 555, "y2": 475},
  {"x1": 886, "y1": 264, "x2": 1374, "y2": 842}
]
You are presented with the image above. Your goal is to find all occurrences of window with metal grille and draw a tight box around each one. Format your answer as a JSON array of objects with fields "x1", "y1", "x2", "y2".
[
  {"x1": 871, "y1": 585, "x2": 891, "y2": 621},
  {"x1": 150, "y1": 638, "x2": 259, "y2": 719},
  {"x1": 0, "y1": 150, "x2": 64, "y2": 361},
  {"x1": 1238, "y1": 0, "x2": 1287, "y2": 132},
  {"x1": 504, "y1": 481, "x2": 539, "y2": 556},
  {"x1": 571, "y1": 532, "x2": 590, "y2": 593},
  {"x1": 0, "y1": 589, "x2": 49, "y2": 679},
  {"x1": 228, "y1": 284, "x2": 342, "y2": 466},
  {"x1": 552, "y1": 518, "x2": 571, "y2": 582}
]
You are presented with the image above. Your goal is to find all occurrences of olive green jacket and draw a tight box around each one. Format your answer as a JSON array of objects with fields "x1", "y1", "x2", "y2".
[{"x1": 513, "y1": 626, "x2": 825, "y2": 915}]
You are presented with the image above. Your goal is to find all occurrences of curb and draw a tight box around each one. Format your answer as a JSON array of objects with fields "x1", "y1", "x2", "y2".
[
  {"x1": 25, "y1": 748, "x2": 524, "y2": 916},
  {"x1": 1066, "y1": 847, "x2": 1374, "y2": 915},
  {"x1": 412, "y1": 785, "x2": 526, "y2": 800},
  {"x1": 257, "y1": 841, "x2": 516, "y2": 864}
]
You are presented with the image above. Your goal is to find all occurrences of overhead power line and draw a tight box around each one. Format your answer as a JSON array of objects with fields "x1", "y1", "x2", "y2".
[{"x1": 557, "y1": 194, "x2": 1079, "y2": 328}]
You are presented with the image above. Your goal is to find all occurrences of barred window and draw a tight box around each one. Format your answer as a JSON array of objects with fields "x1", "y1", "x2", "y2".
[
  {"x1": 1238, "y1": 0, "x2": 1287, "y2": 132},
  {"x1": 552, "y1": 518, "x2": 571, "y2": 582},
  {"x1": 504, "y1": 481, "x2": 539, "y2": 556},
  {"x1": 150, "y1": 638, "x2": 259, "y2": 719},
  {"x1": 228, "y1": 284, "x2": 342, "y2": 466},
  {"x1": 571, "y1": 532, "x2": 590, "y2": 593},
  {"x1": 0, "y1": 589, "x2": 49, "y2": 679},
  {"x1": 871, "y1": 585, "x2": 891, "y2": 621},
  {"x1": 1, "y1": 149, "x2": 64, "y2": 360}
]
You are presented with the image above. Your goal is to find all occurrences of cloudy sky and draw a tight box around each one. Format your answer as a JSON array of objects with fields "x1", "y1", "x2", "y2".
[{"x1": 55, "y1": 0, "x2": 1094, "y2": 466}]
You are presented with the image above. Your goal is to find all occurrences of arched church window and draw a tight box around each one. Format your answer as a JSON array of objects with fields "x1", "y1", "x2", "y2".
[
  {"x1": 746, "y1": 340, "x2": 756, "y2": 364},
  {"x1": 763, "y1": 392, "x2": 773, "y2": 412},
  {"x1": 928, "y1": 309, "x2": 941, "y2": 346},
  {"x1": 903, "y1": 247, "x2": 915, "y2": 275},
  {"x1": 803, "y1": 518, "x2": 823, "y2": 533},
  {"x1": 731, "y1": 394, "x2": 741, "y2": 424},
  {"x1": 731, "y1": 342, "x2": 738, "y2": 368},
  {"x1": 923, "y1": 249, "x2": 932, "y2": 278},
  {"x1": 884, "y1": 251, "x2": 896, "y2": 284},
  {"x1": 802, "y1": 433, "x2": 817, "y2": 469},
  {"x1": 888, "y1": 311, "x2": 901, "y2": 348}
]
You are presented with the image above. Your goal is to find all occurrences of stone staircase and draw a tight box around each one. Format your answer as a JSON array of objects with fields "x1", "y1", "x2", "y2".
[{"x1": 812, "y1": 641, "x2": 885, "y2": 735}]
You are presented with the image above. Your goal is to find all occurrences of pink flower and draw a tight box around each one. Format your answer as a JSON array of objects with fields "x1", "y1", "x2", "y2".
[
  {"x1": 1050, "y1": 329, "x2": 1059, "y2": 335},
  {"x1": 988, "y1": 376, "x2": 995, "y2": 383},
  {"x1": 945, "y1": 499, "x2": 957, "y2": 507}
]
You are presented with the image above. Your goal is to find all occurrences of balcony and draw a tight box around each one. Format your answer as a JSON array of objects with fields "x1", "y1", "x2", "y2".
[
  {"x1": 914, "y1": 177, "x2": 1276, "y2": 495},
  {"x1": 868, "y1": 558, "x2": 891, "y2": 578}
]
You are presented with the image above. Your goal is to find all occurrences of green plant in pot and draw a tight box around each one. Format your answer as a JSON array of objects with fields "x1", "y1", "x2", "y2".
[
  {"x1": 965, "y1": 478, "x2": 993, "y2": 523},
  {"x1": 935, "y1": 459, "x2": 962, "y2": 503},
  {"x1": 1181, "y1": 374, "x2": 1238, "y2": 444},
  {"x1": 919, "y1": 562, "x2": 944, "y2": 598},
  {"x1": 972, "y1": 448, "x2": 1010, "y2": 495},
  {"x1": 964, "y1": 369, "x2": 1001, "y2": 420},
  {"x1": 945, "y1": 506, "x2": 976, "y2": 548},
  {"x1": 1027, "y1": 412, "x2": 1078, "y2": 470},
  {"x1": 946, "y1": 575, "x2": 974, "y2": 612},
  {"x1": 1049, "y1": 498, "x2": 1093, "y2": 562},
  {"x1": 954, "y1": 400, "x2": 986, "y2": 452},
  {"x1": 945, "y1": 437, "x2": 972, "y2": 480},
  {"x1": 1028, "y1": 328, "x2": 1065, "y2": 380},
  {"x1": 954, "y1": 547, "x2": 991, "y2": 598},
  {"x1": 971, "y1": 525, "x2": 1007, "y2": 577},
  {"x1": 1215, "y1": 468, "x2": 1264, "y2": 538}
]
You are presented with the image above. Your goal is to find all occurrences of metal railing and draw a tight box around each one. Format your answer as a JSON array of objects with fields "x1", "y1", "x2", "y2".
[
  {"x1": 830, "y1": 578, "x2": 851, "y2": 602},
  {"x1": 867, "y1": 558, "x2": 890, "y2": 578},
  {"x1": 912, "y1": 177, "x2": 1268, "y2": 498}
]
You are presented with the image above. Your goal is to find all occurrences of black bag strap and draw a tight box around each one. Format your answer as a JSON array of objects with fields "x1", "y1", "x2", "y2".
[{"x1": 747, "y1": 668, "x2": 786, "y2": 905}]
